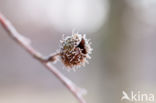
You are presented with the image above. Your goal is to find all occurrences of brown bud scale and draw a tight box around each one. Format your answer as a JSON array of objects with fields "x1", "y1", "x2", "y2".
[{"x1": 60, "y1": 33, "x2": 92, "y2": 69}]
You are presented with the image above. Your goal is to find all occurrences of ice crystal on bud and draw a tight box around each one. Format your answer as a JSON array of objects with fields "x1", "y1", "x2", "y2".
[{"x1": 60, "y1": 32, "x2": 92, "y2": 69}]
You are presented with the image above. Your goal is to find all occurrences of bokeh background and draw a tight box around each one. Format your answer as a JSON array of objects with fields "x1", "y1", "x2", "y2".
[{"x1": 0, "y1": 0, "x2": 156, "y2": 103}]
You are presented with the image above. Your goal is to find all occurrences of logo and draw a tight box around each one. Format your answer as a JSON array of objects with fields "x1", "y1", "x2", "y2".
[{"x1": 121, "y1": 91, "x2": 155, "y2": 102}]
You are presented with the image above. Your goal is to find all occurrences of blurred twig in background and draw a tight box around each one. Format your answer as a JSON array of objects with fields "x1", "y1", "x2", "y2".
[{"x1": 0, "y1": 12, "x2": 87, "y2": 103}]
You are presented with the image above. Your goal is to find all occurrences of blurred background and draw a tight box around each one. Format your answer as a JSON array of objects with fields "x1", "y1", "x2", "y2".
[{"x1": 0, "y1": 0, "x2": 156, "y2": 103}]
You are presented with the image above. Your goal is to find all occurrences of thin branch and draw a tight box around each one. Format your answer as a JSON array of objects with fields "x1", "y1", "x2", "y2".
[{"x1": 0, "y1": 13, "x2": 87, "y2": 103}]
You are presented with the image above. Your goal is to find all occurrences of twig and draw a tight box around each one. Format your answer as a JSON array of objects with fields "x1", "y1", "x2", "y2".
[{"x1": 0, "y1": 13, "x2": 87, "y2": 103}]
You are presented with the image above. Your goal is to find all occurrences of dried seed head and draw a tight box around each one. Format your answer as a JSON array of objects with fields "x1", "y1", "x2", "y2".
[{"x1": 60, "y1": 33, "x2": 92, "y2": 69}]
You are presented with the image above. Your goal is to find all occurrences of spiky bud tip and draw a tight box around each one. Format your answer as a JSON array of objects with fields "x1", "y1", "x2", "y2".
[{"x1": 60, "y1": 32, "x2": 92, "y2": 69}]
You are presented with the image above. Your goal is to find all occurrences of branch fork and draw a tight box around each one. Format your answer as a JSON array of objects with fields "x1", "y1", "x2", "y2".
[{"x1": 0, "y1": 13, "x2": 87, "y2": 103}]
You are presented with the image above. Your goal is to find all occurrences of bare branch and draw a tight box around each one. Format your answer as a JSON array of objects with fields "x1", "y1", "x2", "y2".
[{"x1": 0, "y1": 12, "x2": 87, "y2": 103}]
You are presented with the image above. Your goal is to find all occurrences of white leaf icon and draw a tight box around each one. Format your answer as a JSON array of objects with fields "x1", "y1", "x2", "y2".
[{"x1": 121, "y1": 91, "x2": 130, "y2": 101}]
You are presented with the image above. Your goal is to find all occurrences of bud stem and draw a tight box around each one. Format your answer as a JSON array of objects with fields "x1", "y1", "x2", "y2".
[{"x1": 0, "y1": 12, "x2": 87, "y2": 103}]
